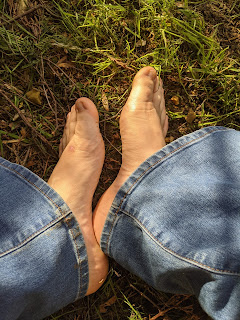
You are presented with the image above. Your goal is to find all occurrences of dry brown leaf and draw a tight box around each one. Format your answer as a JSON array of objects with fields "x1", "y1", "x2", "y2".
[
  {"x1": 21, "y1": 127, "x2": 27, "y2": 138},
  {"x1": 170, "y1": 96, "x2": 180, "y2": 105},
  {"x1": 17, "y1": 0, "x2": 28, "y2": 15},
  {"x1": 2, "y1": 139, "x2": 20, "y2": 144},
  {"x1": 9, "y1": 122, "x2": 19, "y2": 131},
  {"x1": 186, "y1": 108, "x2": 196, "y2": 124},
  {"x1": 165, "y1": 136, "x2": 175, "y2": 143},
  {"x1": 13, "y1": 114, "x2": 20, "y2": 121},
  {"x1": 26, "y1": 88, "x2": 42, "y2": 105},
  {"x1": 99, "y1": 305, "x2": 107, "y2": 313},
  {"x1": 175, "y1": 2, "x2": 185, "y2": 8},
  {"x1": 57, "y1": 62, "x2": 75, "y2": 69},
  {"x1": 102, "y1": 92, "x2": 109, "y2": 111},
  {"x1": 26, "y1": 160, "x2": 35, "y2": 167},
  {"x1": 57, "y1": 56, "x2": 67, "y2": 64},
  {"x1": 136, "y1": 39, "x2": 146, "y2": 47},
  {"x1": 99, "y1": 296, "x2": 117, "y2": 313}
]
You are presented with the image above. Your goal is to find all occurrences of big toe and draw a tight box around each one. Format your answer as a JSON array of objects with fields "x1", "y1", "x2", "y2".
[
  {"x1": 73, "y1": 97, "x2": 102, "y2": 144},
  {"x1": 75, "y1": 97, "x2": 99, "y2": 122},
  {"x1": 125, "y1": 66, "x2": 158, "y2": 110}
]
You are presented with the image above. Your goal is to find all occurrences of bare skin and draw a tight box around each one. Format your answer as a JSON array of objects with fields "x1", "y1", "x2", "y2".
[
  {"x1": 93, "y1": 66, "x2": 168, "y2": 244},
  {"x1": 48, "y1": 97, "x2": 108, "y2": 295}
]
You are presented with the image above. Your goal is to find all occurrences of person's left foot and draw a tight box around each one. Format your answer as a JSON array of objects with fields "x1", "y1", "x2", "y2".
[
  {"x1": 93, "y1": 67, "x2": 168, "y2": 244},
  {"x1": 48, "y1": 97, "x2": 108, "y2": 295}
]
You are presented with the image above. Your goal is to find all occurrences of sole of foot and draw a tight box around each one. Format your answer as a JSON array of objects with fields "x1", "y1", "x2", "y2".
[
  {"x1": 93, "y1": 66, "x2": 168, "y2": 245},
  {"x1": 48, "y1": 97, "x2": 108, "y2": 295}
]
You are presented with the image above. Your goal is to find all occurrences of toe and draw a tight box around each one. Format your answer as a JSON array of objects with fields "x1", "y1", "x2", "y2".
[
  {"x1": 59, "y1": 138, "x2": 63, "y2": 157},
  {"x1": 68, "y1": 105, "x2": 77, "y2": 141},
  {"x1": 153, "y1": 77, "x2": 161, "y2": 111},
  {"x1": 152, "y1": 78, "x2": 168, "y2": 131},
  {"x1": 126, "y1": 66, "x2": 158, "y2": 109},
  {"x1": 163, "y1": 115, "x2": 169, "y2": 137},
  {"x1": 75, "y1": 97, "x2": 99, "y2": 123},
  {"x1": 62, "y1": 127, "x2": 67, "y2": 151},
  {"x1": 62, "y1": 112, "x2": 70, "y2": 151},
  {"x1": 74, "y1": 99, "x2": 103, "y2": 149}
]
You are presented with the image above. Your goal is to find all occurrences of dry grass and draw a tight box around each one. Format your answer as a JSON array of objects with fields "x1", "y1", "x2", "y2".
[{"x1": 0, "y1": 0, "x2": 239, "y2": 319}]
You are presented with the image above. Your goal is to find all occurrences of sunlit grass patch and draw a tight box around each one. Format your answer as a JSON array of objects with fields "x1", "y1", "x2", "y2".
[{"x1": 0, "y1": 0, "x2": 239, "y2": 319}]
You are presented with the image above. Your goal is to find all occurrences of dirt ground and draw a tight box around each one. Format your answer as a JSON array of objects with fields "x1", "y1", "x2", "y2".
[{"x1": 1, "y1": 0, "x2": 239, "y2": 319}]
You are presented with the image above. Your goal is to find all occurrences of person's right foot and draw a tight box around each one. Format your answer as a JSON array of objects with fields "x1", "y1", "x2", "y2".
[{"x1": 93, "y1": 66, "x2": 168, "y2": 244}]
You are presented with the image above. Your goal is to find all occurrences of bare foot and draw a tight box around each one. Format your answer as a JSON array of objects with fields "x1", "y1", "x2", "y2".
[
  {"x1": 48, "y1": 97, "x2": 108, "y2": 295},
  {"x1": 93, "y1": 67, "x2": 168, "y2": 244}
]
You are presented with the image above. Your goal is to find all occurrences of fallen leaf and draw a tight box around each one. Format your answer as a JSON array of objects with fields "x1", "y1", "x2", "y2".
[
  {"x1": 2, "y1": 139, "x2": 20, "y2": 144},
  {"x1": 99, "y1": 296, "x2": 117, "y2": 313},
  {"x1": 9, "y1": 122, "x2": 19, "y2": 130},
  {"x1": 170, "y1": 96, "x2": 180, "y2": 105},
  {"x1": 175, "y1": 2, "x2": 185, "y2": 8},
  {"x1": 26, "y1": 160, "x2": 35, "y2": 167},
  {"x1": 186, "y1": 108, "x2": 196, "y2": 124},
  {"x1": 102, "y1": 92, "x2": 109, "y2": 111},
  {"x1": 99, "y1": 305, "x2": 107, "y2": 313},
  {"x1": 18, "y1": 0, "x2": 28, "y2": 14},
  {"x1": 165, "y1": 136, "x2": 175, "y2": 143},
  {"x1": 13, "y1": 114, "x2": 20, "y2": 121},
  {"x1": 26, "y1": 88, "x2": 42, "y2": 105},
  {"x1": 136, "y1": 39, "x2": 147, "y2": 47},
  {"x1": 57, "y1": 62, "x2": 75, "y2": 69},
  {"x1": 57, "y1": 56, "x2": 67, "y2": 64},
  {"x1": 21, "y1": 127, "x2": 27, "y2": 138}
]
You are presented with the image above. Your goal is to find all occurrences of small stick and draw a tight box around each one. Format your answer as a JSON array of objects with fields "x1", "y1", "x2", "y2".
[
  {"x1": 1, "y1": 5, "x2": 42, "y2": 26},
  {"x1": 0, "y1": 90, "x2": 56, "y2": 155},
  {"x1": 129, "y1": 284, "x2": 160, "y2": 311}
]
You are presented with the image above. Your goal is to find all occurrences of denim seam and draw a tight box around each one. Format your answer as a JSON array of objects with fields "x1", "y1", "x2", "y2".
[
  {"x1": 105, "y1": 214, "x2": 119, "y2": 255},
  {"x1": 0, "y1": 162, "x2": 67, "y2": 215},
  {"x1": 123, "y1": 128, "x2": 229, "y2": 198},
  {"x1": 0, "y1": 162, "x2": 85, "y2": 297},
  {"x1": 0, "y1": 211, "x2": 72, "y2": 258},
  {"x1": 120, "y1": 209, "x2": 240, "y2": 276},
  {"x1": 105, "y1": 128, "x2": 238, "y2": 275},
  {"x1": 105, "y1": 128, "x2": 227, "y2": 249},
  {"x1": 64, "y1": 216, "x2": 83, "y2": 299}
]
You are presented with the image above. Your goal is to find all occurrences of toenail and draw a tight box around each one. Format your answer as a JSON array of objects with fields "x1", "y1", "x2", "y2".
[
  {"x1": 76, "y1": 101, "x2": 84, "y2": 112},
  {"x1": 147, "y1": 68, "x2": 157, "y2": 80},
  {"x1": 148, "y1": 70, "x2": 157, "y2": 80}
]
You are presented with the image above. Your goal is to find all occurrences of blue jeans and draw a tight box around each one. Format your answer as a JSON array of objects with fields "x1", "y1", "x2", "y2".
[
  {"x1": 1, "y1": 126, "x2": 240, "y2": 319},
  {"x1": 0, "y1": 158, "x2": 88, "y2": 319}
]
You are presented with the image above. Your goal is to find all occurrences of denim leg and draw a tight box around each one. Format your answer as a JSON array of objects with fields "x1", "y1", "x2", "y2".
[
  {"x1": 0, "y1": 157, "x2": 88, "y2": 320},
  {"x1": 101, "y1": 126, "x2": 240, "y2": 320}
]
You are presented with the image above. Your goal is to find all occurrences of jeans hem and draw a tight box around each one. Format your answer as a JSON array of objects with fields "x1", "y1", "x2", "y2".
[
  {"x1": 0, "y1": 157, "x2": 89, "y2": 299},
  {"x1": 100, "y1": 126, "x2": 232, "y2": 265}
]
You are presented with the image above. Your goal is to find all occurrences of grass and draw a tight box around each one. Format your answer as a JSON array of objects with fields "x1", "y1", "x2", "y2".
[{"x1": 0, "y1": 0, "x2": 239, "y2": 319}]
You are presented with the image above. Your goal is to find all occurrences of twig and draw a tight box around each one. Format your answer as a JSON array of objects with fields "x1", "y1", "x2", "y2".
[
  {"x1": 46, "y1": 58, "x2": 82, "y2": 96},
  {"x1": 22, "y1": 147, "x2": 31, "y2": 167},
  {"x1": 40, "y1": 56, "x2": 59, "y2": 133},
  {"x1": 1, "y1": 5, "x2": 42, "y2": 26},
  {"x1": 129, "y1": 284, "x2": 160, "y2": 311},
  {"x1": 0, "y1": 90, "x2": 56, "y2": 155},
  {"x1": 103, "y1": 133, "x2": 122, "y2": 155},
  {"x1": 99, "y1": 107, "x2": 122, "y2": 123},
  {"x1": 149, "y1": 311, "x2": 164, "y2": 320}
]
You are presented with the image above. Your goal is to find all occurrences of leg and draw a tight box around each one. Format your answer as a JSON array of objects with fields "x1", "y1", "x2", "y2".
[
  {"x1": 48, "y1": 98, "x2": 108, "y2": 295},
  {"x1": 0, "y1": 98, "x2": 108, "y2": 320},
  {"x1": 93, "y1": 67, "x2": 240, "y2": 320},
  {"x1": 93, "y1": 67, "x2": 168, "y2": 241}
]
